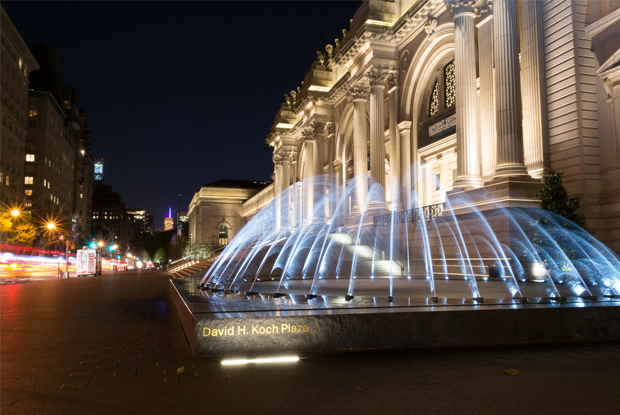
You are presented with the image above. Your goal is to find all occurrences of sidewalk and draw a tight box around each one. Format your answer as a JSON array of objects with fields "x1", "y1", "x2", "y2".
[{"x1": 2, "y1": 270, "x2": 620, "y2": 414}]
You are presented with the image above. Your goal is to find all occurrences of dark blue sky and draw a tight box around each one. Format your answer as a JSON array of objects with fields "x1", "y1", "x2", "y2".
[{"x1": 4, "y1": 1, "x2": 360, "y2": 231}]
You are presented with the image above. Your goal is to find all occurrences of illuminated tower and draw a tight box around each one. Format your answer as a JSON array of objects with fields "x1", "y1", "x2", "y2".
[{"x1": 164, "y1": 207, "x2": 173, "y2": 231}]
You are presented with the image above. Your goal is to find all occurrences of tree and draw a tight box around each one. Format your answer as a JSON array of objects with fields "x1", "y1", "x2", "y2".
[
  {"x1": 535, "y1": 171, "x2": 583, "y2": 226},
  {"x1": 154, "y1": 247, "x2": 167, "y2": 264},
  {"x1": 183, "y1": 235, "x2": 219, "y2": 259},
  {"x1": 0, "y1": 210, "x2": 37, "y2": 246},
  {"x1": 140, "y1": 249, "x2": 151, "y2": 263}
]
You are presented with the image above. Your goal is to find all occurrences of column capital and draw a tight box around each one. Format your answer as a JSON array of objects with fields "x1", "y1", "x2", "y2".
[
  {"x1": 301, "y1": 128, "x2": 315, "y2": 141},
  {"x1": 397, "y1": 120, "x2": 413, "y2": 132},
  {"x1": 310, "y1": 120, "x2": 325, "y2": 132},
  {"x1": 347, "y1": 84, "x2": 370, "y2": 102},
  {"x1": 443, "y1": 0, "x2": 478, "y2": 17},
  {"x1": 273, "y1": 153, "x2": 283, "y2": 165},
  {"x1": 386, "y1": 71, "x2": 399, "y2": 91},
  {"x1": 476, "y1": 0, "x2": 493, "y2": 23},
  {"x1": 366, "y1": 69, "x2": 387, "y2": 88},
  {"x1": 326, "y1": 122, "x2": 335, "y2": 135}
]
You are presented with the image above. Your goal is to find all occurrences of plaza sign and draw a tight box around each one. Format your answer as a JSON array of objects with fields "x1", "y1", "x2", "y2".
[{"x1": 418, "y1": 109, "x2": 456, "y2": 149}]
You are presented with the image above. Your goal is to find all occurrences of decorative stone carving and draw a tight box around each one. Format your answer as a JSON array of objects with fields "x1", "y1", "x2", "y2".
[
  {"x1": 476, "y1": 0, "x2": 493, "y2": 18},
  {"x1": 284, "y1": 94, "x2": 292, "y2": 106},
  {"x1": 326, "y1": 122, "x2": 335, "y2": 135},
  {"x1": 310, "y1": 121, "x2": 325, "y2": 132},
  {"x1": 366, "y1": 69, "x2": 387, "y2": 87},
  {"x1": 342, "y1": 29, "x2": 348, "y2": 38},
  {"x1": 400, "y1": 50, "x2": 411, "y2": 72},
  {"x1": 335, "y1": 108, "x2": 342, "y2": 122},
  {"x1": 301, "y1": 128, "x2": 315, "y2": 141},
  {"x1": 325, "y1": 44, "x2": 333, "y2": 58},
  {"x1": 316, "y1": 50, "x2": 325, "y2": 65},
  {"x1": 335, "y1": 38, "x2": 341, "y2": 48},
  {"x1": 347, "y1": 84, "x2": 370, "y2": 101},
  {"x1": 289, "y1": 150, "x2": 298, "y2": 163},
  {"x1": 386, "y1": 71, "x2": 398, "y2": 90},
  {"x1": 273, "y1": 153, "x2": 283, "y2": 164},
  {"x1": 425, "y1": 19, "x2": 438, "y2": 39},
  {"x1": 443, "y1": 0, "x2": 478, "y2": 16},
  {"x1": 604, "y1": 77, "x2": 615, "y2": 103}
]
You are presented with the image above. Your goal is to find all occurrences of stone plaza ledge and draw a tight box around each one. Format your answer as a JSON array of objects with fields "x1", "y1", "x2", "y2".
[{"x1": 170, "y1": 278, "x2": 620, "y2": 357}]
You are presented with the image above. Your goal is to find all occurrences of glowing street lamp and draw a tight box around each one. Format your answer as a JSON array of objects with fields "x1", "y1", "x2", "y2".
[
  {"x1": 11, "y1": 209, "x2": 20, "y2": 217},
  {"x1": 46, "y1": 222, "x2": 56, "y2": 230}
]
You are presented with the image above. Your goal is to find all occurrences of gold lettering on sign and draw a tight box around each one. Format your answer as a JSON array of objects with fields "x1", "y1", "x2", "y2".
[{"x1": 202, "y1": 324, "x2": 308, "y2": 337}]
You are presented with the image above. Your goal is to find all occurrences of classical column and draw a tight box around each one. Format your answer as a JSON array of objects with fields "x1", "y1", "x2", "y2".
[
  {"x1": 519, "y1": 0, "x2": 549, "y2": 178},
  {"x1": 311, "y1": 121, "x2": 325, "y2": 221},
  {"x1": 273, "y1": 153, "x2": 283, "y2": 230},
  {"x1": 280, "y1": 153, "x2": 291, "y2": 229},
  {"x1": 348, "y1": 85, "x2": 370, "y2": 211},
  {"x1": 493, "y1": 0, "x2": 529, "y2": 177},
  {"x1": 367, "y1": 70, "x2": 387, "y2": 202},
  {"x1": 326, "y1": 122, "x2": 336, "y2": 218},
  {"x1": 387, "y1": 72, "x2": 402, "y2": 211},
  {"x1": 444, "y1": 0, "x2": 483, "y2": 188},
  {"x1": 301, "y1": 128, "x2": 315, "y2": 223},
  {"x1": 476, "y1": 1, "x2": 496, "y2": 182},
  {"x1": 398, "y1": 121, "x2": 412, "y2": 210},
  {"x1": 333, "y1": 159, "x2": 343, "y2": 225}
]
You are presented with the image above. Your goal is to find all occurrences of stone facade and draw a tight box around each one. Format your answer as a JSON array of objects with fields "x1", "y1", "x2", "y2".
[
  {"x1": 188, "y1": 180, "x2": 272, "y2": 246},
  {"x1": 0, "y1": 6, "x2": 39, "y2": 206},
  {"x1": 243, "y1": 0, "x2": 620, "y2": 253}
]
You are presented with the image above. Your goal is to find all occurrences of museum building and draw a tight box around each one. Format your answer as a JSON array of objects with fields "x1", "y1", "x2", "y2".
[{"x1": 192, "y1": 0, "x2": 620, "y2": 253}]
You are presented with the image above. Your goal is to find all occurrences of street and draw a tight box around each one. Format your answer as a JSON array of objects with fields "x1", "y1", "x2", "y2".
[{"x1": 2, "y1": 269, "x2": 620, "y2": 414}]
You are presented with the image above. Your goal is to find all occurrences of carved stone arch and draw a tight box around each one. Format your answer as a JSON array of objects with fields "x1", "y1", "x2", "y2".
[
  {"x1": 401, "y1": 22, "x2": 455, "y2": 121},
  {"x1": 215, "y1": 219, "x2": 232, "y2": 231}
]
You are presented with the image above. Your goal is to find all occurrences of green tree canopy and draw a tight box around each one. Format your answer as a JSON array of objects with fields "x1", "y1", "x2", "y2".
[
  {"x1": 0, "y1": 210, "x2": 37, "y2": 246},
  {"x1": 140, "y1": 249, "x2": 151, "y2": 263},
  {"x1": 535, "y1": 171, "x2": 583, "y2": 226},
  {"x1": 153, "y1": 247, "x2": 167, "y2": 264}
]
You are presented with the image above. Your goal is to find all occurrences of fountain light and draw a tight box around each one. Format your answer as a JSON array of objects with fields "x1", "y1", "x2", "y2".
[{"x1": 221, "y1": 356, "x2": 299, "y2": 366}]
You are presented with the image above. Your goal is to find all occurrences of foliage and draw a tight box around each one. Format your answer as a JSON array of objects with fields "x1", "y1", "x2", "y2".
[
  {"x1": 140, "y1": 249, "x2": 151, "y2": 263},
  {"x1": 183, "y1": 236, "x2": 219, "y2": 259},
  {"x1": 535, "y1": 171, "x2": 583, "y2": 226},
  {"x1": 169, "y1": 236, "x2": 187, "y2": 261},
  {"x1": 0, "y1": 210, "x2": 37, "y2": 246},
  {"x1": 153, "y1": 247, "x2": 167, "y2": 264}
]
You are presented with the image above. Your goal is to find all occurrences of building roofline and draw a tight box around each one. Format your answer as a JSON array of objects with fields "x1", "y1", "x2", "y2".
[
  {"x1": 28, "y1": 90, "x2": 66, "y2": 121},
  {"x1": 1, "y1": 6, "x2": 40, "y2": 71}
]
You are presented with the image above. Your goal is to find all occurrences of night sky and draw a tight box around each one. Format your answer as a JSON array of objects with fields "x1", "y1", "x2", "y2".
[{"x1": 4, "y1": 1, "x2": 360, "y2": 231}]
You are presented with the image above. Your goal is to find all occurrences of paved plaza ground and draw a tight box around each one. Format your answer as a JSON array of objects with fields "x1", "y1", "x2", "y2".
[{"x1": 2, "y1": 270, "x2": 620, "y2": 414}]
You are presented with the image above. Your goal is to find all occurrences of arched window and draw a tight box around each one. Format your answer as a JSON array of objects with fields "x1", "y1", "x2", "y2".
[
  {"x1": 426, "y1": 59, "x2": 455, "y2": 119},
  {"x1": 444, "y1": 61, "x2": 455, "y2": 109},
  {"x1": 219, "y1": 225, "x2": 228, "y2": 246},
  {"x1": 429, "y1": 80, "x2": 439, "y2": 117}
]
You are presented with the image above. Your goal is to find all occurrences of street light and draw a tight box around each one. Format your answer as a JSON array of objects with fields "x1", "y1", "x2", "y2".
[
  {"x1": 47, "y1": 222, "x2": 56, "y2": 230},
  {"x1": 11, "y1": 209, "x2": 20, "y2": 217}
]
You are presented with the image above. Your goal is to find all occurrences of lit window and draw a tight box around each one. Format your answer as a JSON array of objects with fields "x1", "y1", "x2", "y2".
[
  {"x1": 43, "y1": 179, "x2": 46, "y2": 186},
  {"x1": 5, "y1": 175, "x2": 9, "y2": 186},
  {"x1": 25, "y1": 202, "x2": 31, "y2": 207},
  {"x1": 24, "y1": 176, "x2": 33, "y2": 184},
  {"x1": 50, "y1": 194, "x2": 53, "y2": 201},
  {"x1": 219, "y1": 225, "x2": 229, "y2": 246},
  {"x1": 444, "y1": 61, "x2": 455, "y2": 109},
  {"x1": 25, "y1": 189, "x2": 32, "y2": 196},
  {"x1": 48, "y1": 182, "x2": 50, "y2": 189},
  {"x1": 429, "y1": 80, "x2": 439, "y2": 117},
  {"x1": 26, "y1": 154, "x2": 34, "y2": 162},
  {"x1": 80, "y1": 193, "x2": 83, "y2": 199},
  {"x1": 29, "y1": 109, "x2": 37, "y2": 117},
  {"x1": 18, "y1": 58, "x2": 22, "y2": 69}
]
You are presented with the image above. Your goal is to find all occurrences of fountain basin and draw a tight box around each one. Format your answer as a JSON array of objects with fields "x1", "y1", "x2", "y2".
[{"x1": 170, "y1": 277, "x2": 620, "y2": 357}]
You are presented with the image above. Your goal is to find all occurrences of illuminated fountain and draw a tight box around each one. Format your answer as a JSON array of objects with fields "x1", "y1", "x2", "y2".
[
  {"x1": 170, "y1": 172, "x2": 620, "y2": 357},
  {"x1": 199, "y1": 173, "x2": 620, "y2": 303}
]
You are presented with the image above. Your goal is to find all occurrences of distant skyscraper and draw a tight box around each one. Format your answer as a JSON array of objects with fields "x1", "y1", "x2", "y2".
[
  {"x1": 164, "y1": 207, "x2": 173, "y2": 231},
  {"x1": 94, "y1": 158, "x2": 103, "y2": 181}
]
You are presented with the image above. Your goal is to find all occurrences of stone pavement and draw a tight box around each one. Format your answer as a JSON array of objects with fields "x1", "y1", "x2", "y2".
[{"x1": 2, "y1": 270, "x2": 620, "y2": 414}]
